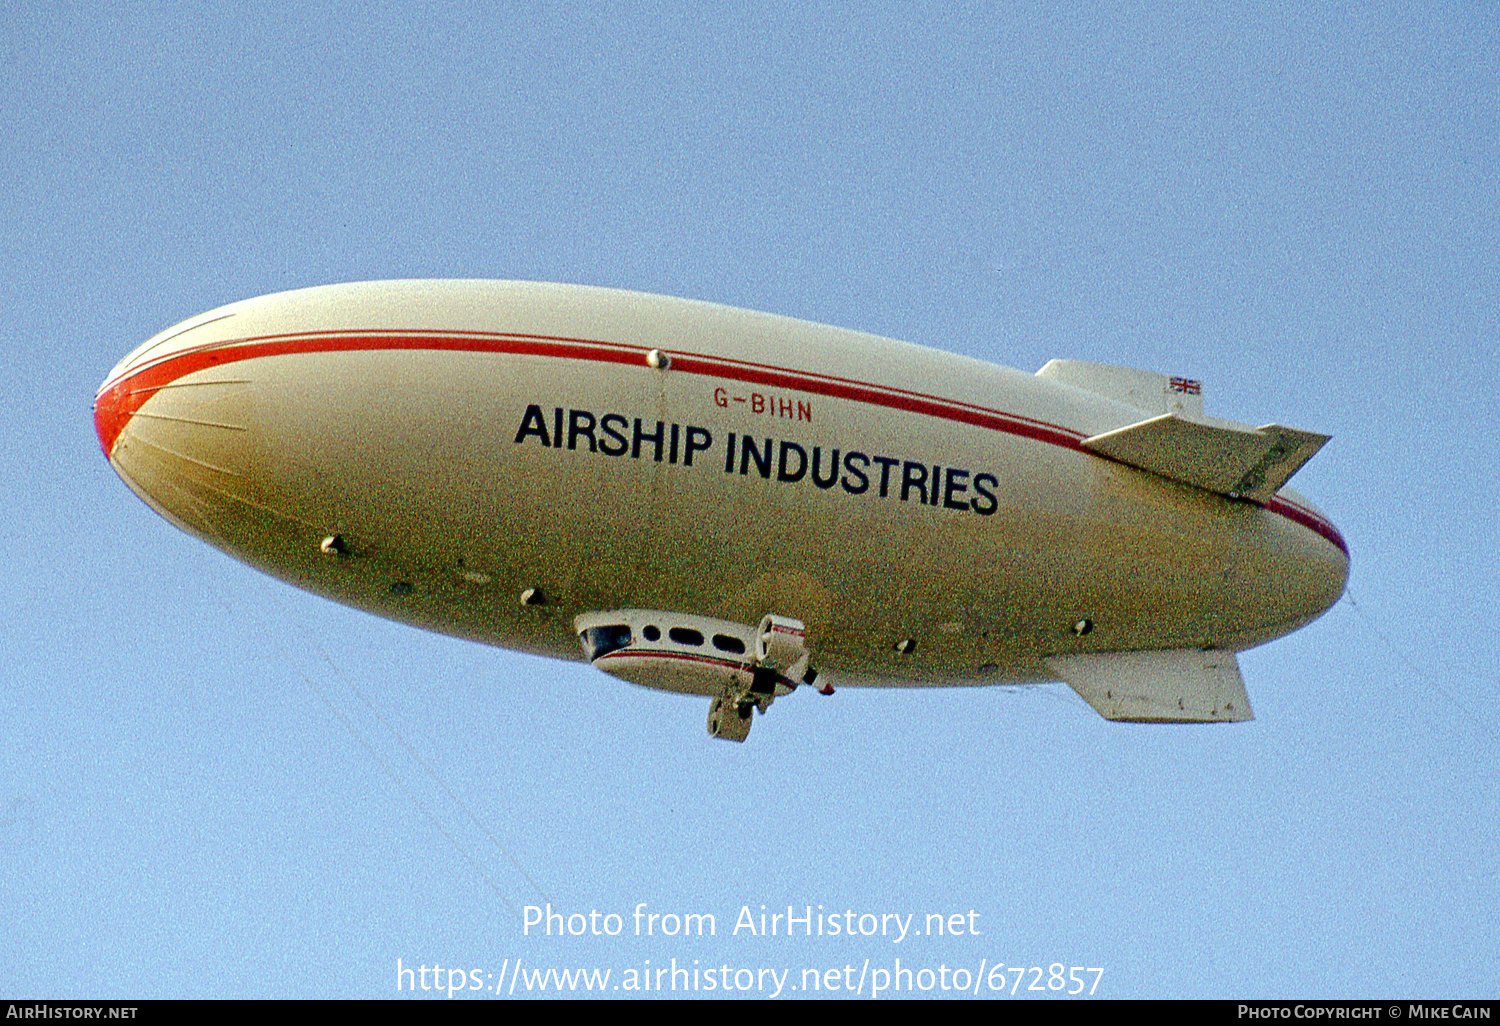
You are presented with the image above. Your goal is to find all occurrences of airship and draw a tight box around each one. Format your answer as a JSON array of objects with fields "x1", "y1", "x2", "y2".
[{"x1": 94, "y1": 281, "x2": 1348, "y2": 741}]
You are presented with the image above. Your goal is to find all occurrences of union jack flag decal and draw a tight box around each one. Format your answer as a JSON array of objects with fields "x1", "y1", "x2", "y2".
[{"x1": 1169, "y1": 376, "x2": 1202, "y2": 395}]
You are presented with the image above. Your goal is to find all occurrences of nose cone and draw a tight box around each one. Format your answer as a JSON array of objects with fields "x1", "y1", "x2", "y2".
[
  {"x1": 94, "y1": 374, "x2": 135, "y2": 459},
  {"x1": 92, "y1": 328, "x2": 263, "y2": 546},
  {"x1": 95, "y1": 323, "x2": 183, "y2": 460}
]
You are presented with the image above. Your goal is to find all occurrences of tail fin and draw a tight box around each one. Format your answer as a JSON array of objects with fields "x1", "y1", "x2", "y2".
[{"x1": 1043, "y1": 649, "x2": 1253, "y2": 723}]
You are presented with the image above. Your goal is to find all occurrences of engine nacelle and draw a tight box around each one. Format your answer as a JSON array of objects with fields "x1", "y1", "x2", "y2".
[
  {"x1": 575, "y1": 609, "x2": 821, "y2": 742},
  {"x1": 754, "y1": 614, "x2": 807, "y2": 671}
]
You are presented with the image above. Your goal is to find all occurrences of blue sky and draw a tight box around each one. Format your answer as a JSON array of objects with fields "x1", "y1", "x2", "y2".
[{"x1": 4, "y1": 1, "x2": 1497, "y2": 999}]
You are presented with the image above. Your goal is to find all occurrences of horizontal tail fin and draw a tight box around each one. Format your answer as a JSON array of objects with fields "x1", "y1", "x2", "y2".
[{"x1": 1082, "y1": 414, "x2": 1328, "y2": 503}]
